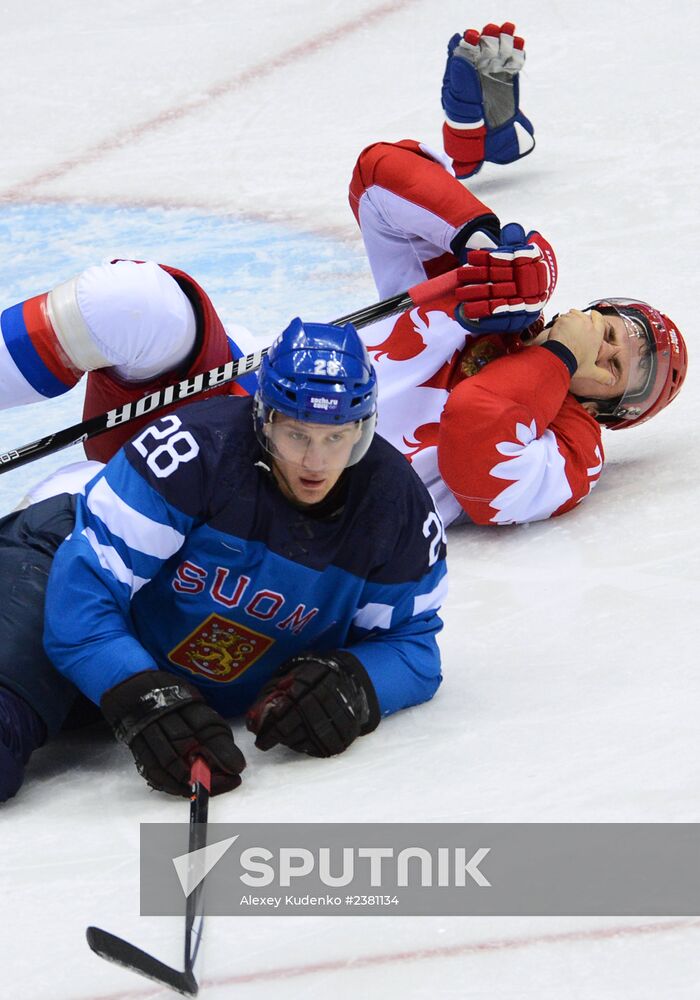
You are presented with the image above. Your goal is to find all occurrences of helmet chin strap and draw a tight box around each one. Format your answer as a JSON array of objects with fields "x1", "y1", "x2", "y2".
[{"x1": 269, "y1": 458, "x2": 295, "y2": 501}]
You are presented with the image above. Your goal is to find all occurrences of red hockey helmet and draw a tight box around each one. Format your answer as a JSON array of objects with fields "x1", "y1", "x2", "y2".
[{"x1": 585, "y1": 298, "x2": 688, "y2": 430}]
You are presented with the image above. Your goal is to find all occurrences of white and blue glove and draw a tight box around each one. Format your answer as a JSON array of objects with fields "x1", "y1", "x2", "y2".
[{"x1": 442, "y1": 22, "x2": 535, "y2": 178}]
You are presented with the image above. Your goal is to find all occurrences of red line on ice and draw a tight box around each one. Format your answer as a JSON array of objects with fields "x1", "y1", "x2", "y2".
[
  {"x1": 1, "y1": 0, "x2": 415, "y2": 202},
  {"x1": 78, "y1": 917, "x2": 700, "y2": 1000}
]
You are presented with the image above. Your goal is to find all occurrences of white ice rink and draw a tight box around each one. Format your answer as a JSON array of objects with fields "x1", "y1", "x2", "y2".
[{"x1": 1, "y1": 1, "x2": 700, "y2": 997}]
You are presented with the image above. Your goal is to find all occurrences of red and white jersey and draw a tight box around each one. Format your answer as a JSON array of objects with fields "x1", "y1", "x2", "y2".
[{"x1": 350, "y1": 139, "x2": 604, "y2": 526}]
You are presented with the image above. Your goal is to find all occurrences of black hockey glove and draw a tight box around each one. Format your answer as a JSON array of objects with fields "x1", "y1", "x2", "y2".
[
  {"x1": 101, "y1": 670, "x2": 246, "y2": 797},
  {"x1": 246, "y1": 651, "x2": 380, "y2": 757}
]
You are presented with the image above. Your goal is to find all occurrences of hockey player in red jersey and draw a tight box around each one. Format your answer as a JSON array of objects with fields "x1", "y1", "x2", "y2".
[
  {"x1": 349, "y1": 135, "x2": 686, "y2": 526},
  {"x1": 347, "y1": 20, "x2": 687, "y2": 526}
]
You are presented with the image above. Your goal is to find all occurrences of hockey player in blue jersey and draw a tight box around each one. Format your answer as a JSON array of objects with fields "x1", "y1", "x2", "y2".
[{"x1": 0, "y1": 319, "x2": 446, "y2": 802}]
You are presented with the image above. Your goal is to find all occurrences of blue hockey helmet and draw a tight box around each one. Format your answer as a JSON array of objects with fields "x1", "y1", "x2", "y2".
[
  {"x1": 254, "y1": 317, "x2": 378, "y2": 469},
  {"x1": 257, "y1": 317, "x2": 377, "y2": 423}
]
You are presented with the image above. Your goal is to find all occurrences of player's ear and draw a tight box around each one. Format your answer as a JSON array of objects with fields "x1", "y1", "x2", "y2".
[{"x1": 262, "y1": 409, "x2": 278, "y2": 439}]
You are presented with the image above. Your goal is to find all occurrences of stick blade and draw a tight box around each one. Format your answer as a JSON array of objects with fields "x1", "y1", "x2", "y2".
[{"x1": 86, "y1": 926, "x2": 198, "y2": 997}]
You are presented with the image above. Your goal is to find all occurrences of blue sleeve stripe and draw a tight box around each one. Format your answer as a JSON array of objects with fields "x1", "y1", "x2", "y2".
[{"x1": 0, "y1": 302, "x2": 72, "y2": 398}]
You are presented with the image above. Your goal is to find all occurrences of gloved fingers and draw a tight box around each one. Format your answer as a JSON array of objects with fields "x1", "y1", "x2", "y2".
[
  {"x1": 525, "y1": 231, "x2": 558, "y2": 296},
  {"x1": 247, "y1": 694, "x2": 289, "y2": 751},
  {"x1": 253, "y1": 698, "x2": 309, "y2": 753},
  {"x1": 210, "y1": 770, "x2": 243, "y2": 796},
  {"x1": 497, "y1": 22, "x2": 515, "y2": 68},
  {"x1": 137, "y1": 710, "x2": 245, "y2": 794},
  {"x1": 249, "y1": 687, "x2": 354, "y2": 757},
  {"x1": 505, "y1": 40, "x2": 526, "y2": 73},
  {"x1": 146, "y1": 718, "x2": 196, "y2": 783},
  {"x1": 474, "y1": 22, "x2": 525, "y2": 76},
  {"x1": 253, "y1": 719, "x2": 283, "y2": 752},
  {"x1": 513, "y1": 255, "x2": 550, "y2": 299},
  {"x1": 304, "y1": 715, "x2": 355, "y2": 757},
  {"x1": 478, "y1": 23, "x2": 501, "y2": 71},
  {"x1": 198, "y1": 731, "x2": 247, "y2": 777},
  {"x1": 459, "y1": 249, "x2": 550, "y2": 301},
  {"x1": 251, "y1": 678, "x2": 319, "y2": 752},
  {"x1": 456, "y1": 28, "x2": 481, "y2": 67},
  {"x1": 457, "y1": 281, "x2": 518, "y2": 303},
  {"x1": 131, "y1": 730, "x2": 193, "y2": 795}
]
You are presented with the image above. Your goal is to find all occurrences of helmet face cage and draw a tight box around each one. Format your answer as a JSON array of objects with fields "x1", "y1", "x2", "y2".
[
  {"x1": 584, "y1": 298, "x2": 678, "y2": 428},
  {"x1": 254, "y1": 403, "x2": 377, "y2": 471}
]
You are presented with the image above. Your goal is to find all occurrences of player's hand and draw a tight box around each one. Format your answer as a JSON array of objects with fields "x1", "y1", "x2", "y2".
[
  {"x1": 442, "y1": 22, "x2": 535, "y2": 178},
  {"x1": 455, "y1": 224, "x2": 557, "y2": 335},
  {"x1": 546, "y1": 310, "x2": 616, "y2": 387},
  {"x1": 101, "y1": 669, "x2": 246, "y2": 796},
  {"x1": 246, "y1": 651, "x2": 379, "y2": 757}
]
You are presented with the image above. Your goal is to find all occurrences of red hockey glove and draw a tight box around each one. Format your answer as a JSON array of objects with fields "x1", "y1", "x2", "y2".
[{"x1": 454, "y1": 224, "x2": 557, "y2": 335}]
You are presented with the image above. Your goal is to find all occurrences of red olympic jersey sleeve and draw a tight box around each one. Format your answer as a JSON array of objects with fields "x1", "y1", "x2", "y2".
[
  {"x1": 349, "y1": 139, "x2": 500, "y2": 297},
  {"x1": 437, "y1": 347, "x2": 605, "y2": 525}
]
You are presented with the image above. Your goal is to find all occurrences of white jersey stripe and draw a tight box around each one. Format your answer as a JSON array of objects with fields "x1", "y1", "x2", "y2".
[
  {"x1": 444, "y1": 116, "x2": 485, "y2": 130},
  {"x1": 82, "y1": 527, "x2": 150, "y2": 596},
  {"x1": 353, "y1": 602, "x2": 394, "y2": 631},
  {"x1": 87, "y1": 476, "x2": 185, "y2": 559},
  {"x1": 413, "y1": 575, "x2": 449, "y2": 616}
]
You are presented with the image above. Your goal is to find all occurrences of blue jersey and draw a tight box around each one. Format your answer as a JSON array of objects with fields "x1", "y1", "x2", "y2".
[{"x1": 44, "y1": 396, "x2": 447, "y2": 719}]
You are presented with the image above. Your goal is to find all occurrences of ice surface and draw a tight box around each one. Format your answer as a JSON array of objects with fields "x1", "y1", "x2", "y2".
[{"x1": 1, "y1": 1, "x2": 699, "y2": 997}]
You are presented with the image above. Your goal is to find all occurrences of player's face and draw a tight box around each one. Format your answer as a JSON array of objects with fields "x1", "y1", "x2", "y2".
[
  {"x1": 265, "y1": 415, "x2": 362, "y2": 506},
  {"x1": 569, "y1": 311, "x2": 651, "y2": 401}
]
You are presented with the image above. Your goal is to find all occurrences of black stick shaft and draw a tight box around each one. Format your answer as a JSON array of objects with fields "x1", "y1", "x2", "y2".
[{"x1": 185, "y1": 758, "x2": 211, "y2": 973}]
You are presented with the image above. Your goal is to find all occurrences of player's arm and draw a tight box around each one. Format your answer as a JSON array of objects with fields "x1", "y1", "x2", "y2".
[
  {"x1": 349, "y1": 139, "x2": 501, "y2": 297},
  {"x1": 43, "y1": 406, "x2": 245, "y2": 794},
  {"x1": 438, "y1": 344, "x2": 606, "y2": 525},
  {"x1": 342, "y1": 535, "x2": 446, "y2": 717},
  {"x1": 348, "y1": 140, "x2": 556, "y2": 340},
  {"x1": 0, "y1": 260, "x2": 197, "y2": 410},
  {"x1": 246, "y1": 480, "x2": 447, "y2": 757}
]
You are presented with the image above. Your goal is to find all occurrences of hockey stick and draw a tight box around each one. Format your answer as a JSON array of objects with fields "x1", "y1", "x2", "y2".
[
  {"x1": 86, "y1": 757, "x2": 212, "y2": 997},
  {"x1": 0, "y1": 266, "x2": 462, "y2": 474}
]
